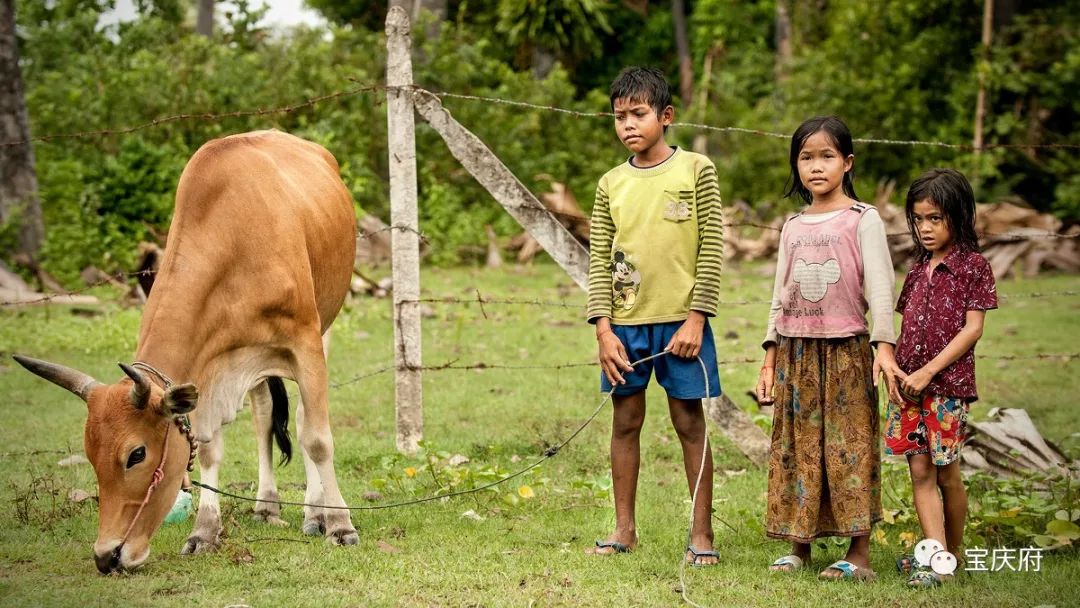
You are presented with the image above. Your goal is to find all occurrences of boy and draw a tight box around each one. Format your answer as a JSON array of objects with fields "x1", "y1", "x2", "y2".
[{"x1": 587, "y1": 66, "x2": 725, "y2": 566}]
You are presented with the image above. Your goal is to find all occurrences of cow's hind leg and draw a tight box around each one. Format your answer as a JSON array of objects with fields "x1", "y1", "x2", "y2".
[
  {"x1": 293, "y1": 337, "x2": 358, "y2": 546},
  {"x1": 251, "y1": 381, "x2": 288, "y2": 527},
  {"x1": 296, "y1": 398, "x2": 327, "y2": 536},
  {"x1": 182, "y1": 429, "x2": 225, "y2": 554}
]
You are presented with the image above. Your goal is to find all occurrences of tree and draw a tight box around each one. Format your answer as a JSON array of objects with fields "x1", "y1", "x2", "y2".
[
  {"x1": 0, "y1": 0, "x2": 43, "y2": 261},
  {"x1": 494, "y1": 0, "x2": 613, "y2": 76},
  {"x1": 671, "y1": 0, "x2": 692, "y2": 104},
  {"x1": 196, "y1": 0, "x2": 213, "y2": 37}
]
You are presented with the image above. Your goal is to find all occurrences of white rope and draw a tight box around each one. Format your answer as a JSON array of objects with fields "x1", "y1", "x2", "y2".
[{"x1": 678, "y1": 354, "x2": 713, "y2": 608}]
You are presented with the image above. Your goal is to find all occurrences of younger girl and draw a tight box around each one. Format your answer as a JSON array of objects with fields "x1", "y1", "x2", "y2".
[
  {"x1": 756, "y1": 116, "x2": 903, "y2": 581},
  {"x1": 886, "y1": 168, "x2": 996, "y2": 587}
]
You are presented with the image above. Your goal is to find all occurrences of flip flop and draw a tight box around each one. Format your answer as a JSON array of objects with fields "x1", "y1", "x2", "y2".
[
  {"x1": 896, "y1": 553, "x2": 915, "y2": 574},
  {"x1": 819, "y1": 560, "x2": 877, "y2": 581},
  {"x1": 685, "y1": 545, "x2": 720, "y2": 567},
  {"x1": 907, "y1": 568, "x2": 943, "y2": 588},
  {"x1": 769, "y1": 554, "x2": 805, "y2": 572},
  {"x1": 592, "y1": 540, "x2": 632, "y2": 554}
]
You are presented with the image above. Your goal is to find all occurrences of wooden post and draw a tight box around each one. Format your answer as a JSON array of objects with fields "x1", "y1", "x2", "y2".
[
  {"x1": 412, "y1": 90, "x2": 590, "y2": 290},
  {"x1": 386, "y1": 6, "x2": 422, "y2": 455}
]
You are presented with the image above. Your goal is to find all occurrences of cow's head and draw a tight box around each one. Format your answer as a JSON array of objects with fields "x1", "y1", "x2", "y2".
[{"x1": 13, "y1": 355, "x2": 198, "y2": 574}]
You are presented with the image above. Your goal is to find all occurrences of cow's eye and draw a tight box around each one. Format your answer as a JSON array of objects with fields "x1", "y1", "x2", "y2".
[{"x1": 126, "y1": 446, "x2": 146, "y2": 469}]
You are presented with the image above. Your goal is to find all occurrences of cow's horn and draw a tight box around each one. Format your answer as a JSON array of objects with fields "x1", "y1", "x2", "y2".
[
  {"x1": 118, "y1": 363, "x2": 152, "y2": 409},
  {"x1": 12, "y1": 355, "x2": 101, "y2": 402}
]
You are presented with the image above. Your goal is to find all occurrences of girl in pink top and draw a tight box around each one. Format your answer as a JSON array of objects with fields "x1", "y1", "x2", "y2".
[{"x1": 756, "y1": 116, "x2": 903, "y2": 581}]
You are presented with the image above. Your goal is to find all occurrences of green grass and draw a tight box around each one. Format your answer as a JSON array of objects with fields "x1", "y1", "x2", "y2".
[{"x1": 1, "y1": 262, "x2": 1077, "y2": 607}]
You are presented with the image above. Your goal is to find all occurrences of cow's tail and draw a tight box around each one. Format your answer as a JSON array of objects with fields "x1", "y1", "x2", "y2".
[{"x1": 266, "y1": 377, "x2": 293, "y2": 466}]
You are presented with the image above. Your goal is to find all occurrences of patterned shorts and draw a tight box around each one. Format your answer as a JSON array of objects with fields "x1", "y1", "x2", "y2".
[{"x1": 884, "y1": 394, "x2": 971, "y2": 466}]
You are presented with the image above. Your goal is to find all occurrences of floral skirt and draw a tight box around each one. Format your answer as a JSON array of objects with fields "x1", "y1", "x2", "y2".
[{"x1": 765, "y1": 335, "x2": 882, "y2": 542}]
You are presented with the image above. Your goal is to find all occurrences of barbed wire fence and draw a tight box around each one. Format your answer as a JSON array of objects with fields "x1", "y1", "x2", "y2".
[
  {"x1": 2, "y1": 81, "x2": 1075, "y2": 302},
  {"x1": 7, "y1": 82, "x2": 1080, "y2": 152},
  {"x1": 4, "y1": 76, "x2": 1078, "y2": 448}
]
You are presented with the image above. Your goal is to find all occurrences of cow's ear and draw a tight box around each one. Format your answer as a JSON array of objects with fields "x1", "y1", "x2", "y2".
[{"x1": 162, "y1": 383, "x2": 198, "y2": 416}]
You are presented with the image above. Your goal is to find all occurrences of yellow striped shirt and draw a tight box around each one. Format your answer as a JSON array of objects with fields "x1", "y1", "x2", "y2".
[{"x1": 587, "y1": 148, "x2": 725, "y2": 324}]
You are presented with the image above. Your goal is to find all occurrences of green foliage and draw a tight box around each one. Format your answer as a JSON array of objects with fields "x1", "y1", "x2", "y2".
[
  {"x1": 365, "y1": 441, "x2": 550, "y2": 509},
  {"x1": 966, "y1": 470, "x2": 1080, "y2": 551},
  {"x1": 13, "y1": 0, "x2": 1079, "y2": 284},
  {"x1": 494, "y1": 0, "x2": 613, "y2": 69},
  {"x1": 879, "y1": 459, "x2": 1080, "y2": 553}
]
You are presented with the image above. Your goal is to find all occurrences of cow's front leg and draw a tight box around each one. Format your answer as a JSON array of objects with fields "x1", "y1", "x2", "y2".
[
  {"x1": 182, "y1": 430, "x2": 224, "y2": 554},
  {"x1": 295, "y1": 347, "x2": 357, "y2": 546},
  {"x1": 251, "y1": 381, "x2": 288, "y2": 527}
]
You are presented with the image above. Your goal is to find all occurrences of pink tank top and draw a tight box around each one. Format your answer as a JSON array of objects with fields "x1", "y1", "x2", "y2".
[{"x1": 775, "y1": 203, "x2": 870, "y2": 339}]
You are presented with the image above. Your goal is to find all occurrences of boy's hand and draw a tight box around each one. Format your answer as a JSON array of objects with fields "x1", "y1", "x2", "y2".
[
  {"x1": 666, "y1": 311, "x2": 706, "y2": 359},
  {"x1": 901, "y1": 367, "x2": 933, "y2": 397},
  {"x1": 597, "y1": 321, "x2": 633, "y2": 385},
  {"x1": 872, "y1": 343, "x2": 904, "y2": 404}
]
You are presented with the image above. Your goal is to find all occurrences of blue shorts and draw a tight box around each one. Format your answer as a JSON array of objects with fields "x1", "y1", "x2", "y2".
[{"x1": 600, "y1": 320, "x2": 722, "y2": 399}]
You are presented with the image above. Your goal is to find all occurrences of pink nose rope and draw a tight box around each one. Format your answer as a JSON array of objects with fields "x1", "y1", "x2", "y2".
[{"x1": 119, "y1": 421, "x2": 172, "y2": 546}]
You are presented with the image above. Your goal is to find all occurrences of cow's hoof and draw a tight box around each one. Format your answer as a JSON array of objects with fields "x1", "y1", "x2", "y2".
[
  {"x1": 253, "y1": 492, "x2": 284, "y2": 525},
  {"x1": 253, "y1": 512, "x2": 289, "y2": 527},
  {"x1": 302, "y1": 519, "x2": 325, "y2": 537},
  {"x1": 180, "y1": 534, "x2": 220, "y2": 555},
  {"x1": 326, "y1": 527, "x2": 359, "y2": 546}
]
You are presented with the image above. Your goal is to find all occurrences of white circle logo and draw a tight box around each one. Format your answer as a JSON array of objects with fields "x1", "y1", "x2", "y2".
[
  {"x1": 914, "y1": 538, "x2": 945, "y2": 567},
  {"x1": 930, "y1": 550, "x2": 958, "y2": 575}
]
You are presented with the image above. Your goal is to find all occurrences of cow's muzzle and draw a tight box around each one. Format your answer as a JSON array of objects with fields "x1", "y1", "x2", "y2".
[{"x1": 94, "y1": 545, "x2": 123, "y2": 574}]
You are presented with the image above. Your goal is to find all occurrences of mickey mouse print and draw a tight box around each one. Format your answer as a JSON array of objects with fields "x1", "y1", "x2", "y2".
[
  {"x1": 792, "y1": 258, "x2": 840, "y2": 302},
  {"x1": 609, "y1": 249, "x2": 641, "y2": 311}
]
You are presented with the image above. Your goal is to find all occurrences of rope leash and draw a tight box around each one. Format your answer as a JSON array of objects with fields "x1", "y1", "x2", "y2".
[
  {"x1": 190, "y1": 351, "x2": 671, "y2": 511},
  {"x1": 679, "y1": 355, "x2": 712, "y2": 608},
  {"x1": 188, "y1": 349, "x2": 715, "y2": 607}
]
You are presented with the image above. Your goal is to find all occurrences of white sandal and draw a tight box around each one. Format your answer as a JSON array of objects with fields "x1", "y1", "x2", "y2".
[{"x1": 769, "y1": 554, "x2": 805, "y2": 572}]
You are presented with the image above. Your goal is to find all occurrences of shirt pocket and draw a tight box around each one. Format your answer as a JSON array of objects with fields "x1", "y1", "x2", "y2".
[{"x1": 662, "y1": 190, "x2": 695, "y2": 222}]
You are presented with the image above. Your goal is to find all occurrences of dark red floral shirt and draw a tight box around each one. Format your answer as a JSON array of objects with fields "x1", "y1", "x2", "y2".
[{"x1": 895, "y1": 248, "x2": 997, "y2": 401}]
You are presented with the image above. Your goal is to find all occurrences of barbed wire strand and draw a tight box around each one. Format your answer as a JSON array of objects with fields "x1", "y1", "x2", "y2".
[
  {"x1": 400, "y1": 289, "x2": 1078, "y2": 310},
  {"x1": 4, "y1": 262, "x2": 1077, "y2": 309},
  {"x1": 1, "y1": 83, "x2": 384, "y2": 148},
  {"x1": 189, "y1": 351, "x2": 670, "y2": 512},
  {"x1": 7, "y1": 82, "x2": 1079, "y2": 152},
  {"x1": 489, "y1": 199, "x2": 1078, "y2": 241},
  {"x1": 432, "y1": 89, "x2": 1080, "y2": 151}
]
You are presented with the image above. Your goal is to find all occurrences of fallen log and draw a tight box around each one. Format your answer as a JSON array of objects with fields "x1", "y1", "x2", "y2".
[
  {"x1": 962, "y1": 408, "x2": 1070, "y2": 477},
  {"x1": 705, "y1": 394, "x2": 770, "y2": 466}
]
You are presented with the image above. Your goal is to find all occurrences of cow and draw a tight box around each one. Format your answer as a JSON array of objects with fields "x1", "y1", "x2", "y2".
[{"x1": 14, "y1": 130, "x2": 359, "y2": 574}]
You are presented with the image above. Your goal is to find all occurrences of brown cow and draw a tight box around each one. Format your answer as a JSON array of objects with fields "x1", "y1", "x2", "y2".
[{"x1": 14, "y1": 130, "x2": 358, "y2": 573}]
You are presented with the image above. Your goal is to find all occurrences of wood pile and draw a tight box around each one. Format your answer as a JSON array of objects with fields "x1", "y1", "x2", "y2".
[
  {"x1": 722, "y1": 182, "x2": 1078, "y2": 279},
  {"x1": 355, "y1": 213, "x2": 394, "y2": 267},
  {"x1": 723, "y1": 199, "x2": 784, "y2": 262},
  {"x1": 874, "y1": 182, "x2": 1080, "y2": 278},
  {"x1": 509, "y1": 177, "x2": 590, "y2": 264}
]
